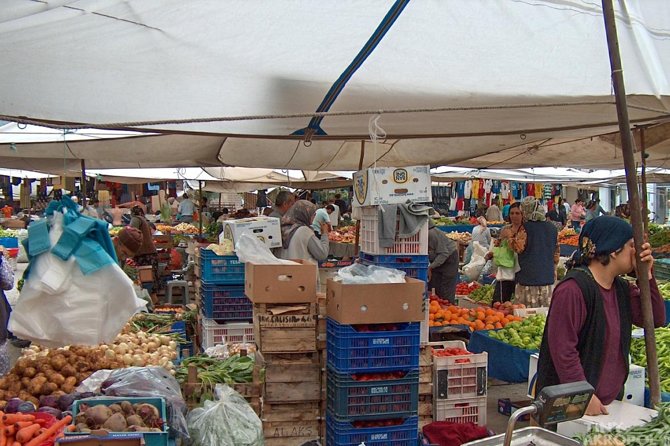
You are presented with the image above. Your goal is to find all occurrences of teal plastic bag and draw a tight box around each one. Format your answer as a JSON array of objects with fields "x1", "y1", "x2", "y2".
[{"x1": 493, "y1": 240, "x2": 515, "y2": 268}]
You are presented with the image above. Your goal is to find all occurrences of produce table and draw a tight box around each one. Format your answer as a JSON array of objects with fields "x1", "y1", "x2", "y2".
[
  {"x1": 328, "y1": 241, "x2": 355, "y2": 259},
  {"x1": 468, "y1": 329, "x2": 537, "y2": 383},
  {"x1": 437, "y1": 224, "x2": 504, "y2": 234}
]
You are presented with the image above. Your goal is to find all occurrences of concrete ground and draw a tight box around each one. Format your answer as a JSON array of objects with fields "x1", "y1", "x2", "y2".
[{"x1": 485, "y1": 380, "x2": 531, "y2": 434}]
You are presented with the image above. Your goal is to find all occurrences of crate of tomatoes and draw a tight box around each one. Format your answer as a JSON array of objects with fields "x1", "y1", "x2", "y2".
[{"x1": 430, "y1": 341, "x2": 487, "y2": 400}]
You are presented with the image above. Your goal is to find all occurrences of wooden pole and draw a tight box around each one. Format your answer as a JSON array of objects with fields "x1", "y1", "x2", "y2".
[
  {"x1": 354, "y1": 140, "x2": 365, "y2": 256},
  {"x1": 198, "y1": 180, "x2": 203, "y2": 238},
  {"x1": 601, "y1": 0, "x2": 660, "y2": 406},
  {"x1": 80, "y1": 160, "x2": 87, "y2": 207}
]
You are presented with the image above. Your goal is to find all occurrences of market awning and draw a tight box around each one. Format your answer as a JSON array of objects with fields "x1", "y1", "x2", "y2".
[{"x1": 0, "y1": 1, "x2": 668, "y2": 170}]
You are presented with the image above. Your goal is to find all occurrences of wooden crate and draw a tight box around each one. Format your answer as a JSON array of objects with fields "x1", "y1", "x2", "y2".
[
  {"x1": 420, "y1": 382, "x2": 433, "y2": 396},
  {"x1": 262, "y1": 402, "x2": 321, "y2": 445},
  {"x1": 419, "y1": 365, "x2": 432, "y2": 384},
  {"x1": 265, "y1": 362, "x2": 321, "y2": 403},
  {"x1": 419, "y1": 394, "x2": 433, "y2": 417},
  {"x1": 254, "y1": 303, "x2": 318, "y2": 353}
]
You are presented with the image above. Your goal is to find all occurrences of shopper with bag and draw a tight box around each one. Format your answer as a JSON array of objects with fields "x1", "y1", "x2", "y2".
[
  {"x1": 129, "y1": 206, "x2": 160, "y2": 299},
  {"x1": 487, "y1": 202, "x2": 526, "y2": 303},
  {"x1": 428, "y1": 221, "x2": 460, "y2": 303},
  {"x1": 0, "y1": 247, "x2": 14, "y2": 374},
  {"x1": 279, "y1": 200, "x2": 329, "y2": 264}
]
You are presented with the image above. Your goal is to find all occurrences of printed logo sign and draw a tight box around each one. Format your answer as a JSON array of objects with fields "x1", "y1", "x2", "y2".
[
  {"x1": 354, "y1": 170, "x2": 369, "y2": 205},
  {"x1": 393, "y1": 168, "x2": 408, "y2": 184}
]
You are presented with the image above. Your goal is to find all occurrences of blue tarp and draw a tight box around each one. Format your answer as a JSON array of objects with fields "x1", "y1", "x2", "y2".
[{"x1": 468, "y1": 329, "x2": 537, "y2": 383}]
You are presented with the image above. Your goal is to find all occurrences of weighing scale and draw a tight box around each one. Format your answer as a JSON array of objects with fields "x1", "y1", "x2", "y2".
[{"x1": 463, "y1": 381, "x2": 595, "y2": 446}]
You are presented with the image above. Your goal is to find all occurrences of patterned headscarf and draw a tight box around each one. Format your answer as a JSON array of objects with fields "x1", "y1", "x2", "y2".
[
  {"x1": 521, "y1": 197, "x2": 546, "y2": 222},
  {"x1": 131, "y1": 205, "x2": 145, "y2": 217},
  {"x1": 281, "y1": 200, "x2": 317, "y2": 249}
]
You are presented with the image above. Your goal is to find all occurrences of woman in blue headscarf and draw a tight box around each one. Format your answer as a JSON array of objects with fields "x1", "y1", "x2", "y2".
[{"x1": 536, "y1": 216, "x2": 664, "y2": 416}]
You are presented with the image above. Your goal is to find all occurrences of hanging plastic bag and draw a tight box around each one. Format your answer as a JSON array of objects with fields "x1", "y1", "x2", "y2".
[
  {"x1": 337, "y1": 263, "x2": 406, "y2": 284},
  {"x1": 187, "y1": 385, "x2": 263, "y2": 446},
  {"x1": 492, "y1": 240, "x2": 515, "y2": 268},
  {"x1": 9, "y1": 204, "x2": 144, "y2": 348},
  {"x1": 462, "y1": 241, "x2": 487, "y2": 282},
  {"x1": 235, "y1": 233, "x2": 295, "y2": 265}
]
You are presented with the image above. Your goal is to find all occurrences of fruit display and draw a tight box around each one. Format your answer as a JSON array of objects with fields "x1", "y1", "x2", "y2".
[
  {"x1": 455, "y1": 282, "x2": 481, "y2": 296},
  {"x1": 631, "y1": 326, "x2": 670, "y2": 392},
  {"x1": 488, "y1": 315, "x2": 546, "y2": 351},
  {"x1": 578, "y1": 403, "x2": 670, "y2": 446},
  {"x1": 428, "y1": 299, "x2": 523, "y2": 330},
  {"x1": 492, "y1": 301, "x2": 527, "y2": 316},
  {"x1": 431, "y1": 347, "x2": 471, "y2": 357},
  {"x1": 445, "y1": 231, "x2": 471, "y2": 244},
  {"x1": 172, "y1": 223, "x2": 199, "y2": 235},
  {"x1": 558, "y1": 227, "x2": 579, "y2": 246},
  {"x1": 650, "y1": 226, "x2": 670, "y2": 248},
  {"x1": 328, "y1": 225, "x2": 356, "y2": 244},
  {"x1": 468, "y1": 284, "x2": 494, "y2": 305},
  {"x1": 433, "y1": 217, "x2": 456, "y2": 227}
]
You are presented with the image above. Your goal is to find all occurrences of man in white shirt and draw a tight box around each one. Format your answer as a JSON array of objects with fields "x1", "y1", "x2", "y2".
[
  {"x1": 312, "y1": 204, "x2": 334, "y2": 236},
  {"x1": 328, "y1": 199, "x2": 340, "y2": 228},
  {"x1": 177, "y1": 193, "x2": 195, "y2": 223}
]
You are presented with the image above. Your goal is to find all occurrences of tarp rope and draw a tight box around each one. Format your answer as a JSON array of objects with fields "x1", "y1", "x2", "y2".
[{"x1": 2, "y1": 99, "x2": 649, "y2": 131}]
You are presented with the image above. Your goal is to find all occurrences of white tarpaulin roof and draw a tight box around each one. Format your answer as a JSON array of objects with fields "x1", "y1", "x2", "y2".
[{"x1": 0, "y1": 1, "x2": 669, "y2": 170}]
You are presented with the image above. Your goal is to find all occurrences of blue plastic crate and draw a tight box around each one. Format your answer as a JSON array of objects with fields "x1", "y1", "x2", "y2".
[
  {"x1": 70, "y1": 397, "x2": 168, "y2": 446},
  {"x1": 200, "y1": 283, "x2": 252, "y2": 322},
  {"x1": 198, "y1": 249, "x2": 245, "y2": 284},
  {"x1": 359, "y1": 252, "x2": 429, "y2": 282},
  {"x1": 326, "y1": 414, "x2": 418, "y2": 446},
  {"x1": 327, "y1": 368, "x2": 419, "y2": 420},
  {"x1": 0, "y1": 237, "x2": 18, "y2": 248},
  {"x1": 327, "y1": 318, "x2": 421, "y2": 373}
]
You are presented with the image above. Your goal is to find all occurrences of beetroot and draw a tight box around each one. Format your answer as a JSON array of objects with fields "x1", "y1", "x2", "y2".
[{"x1": 38, "y1": 406, "x2": 63, "y2": 419}]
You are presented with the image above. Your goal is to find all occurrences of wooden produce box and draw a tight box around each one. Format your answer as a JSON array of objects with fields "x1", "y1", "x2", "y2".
[
  {"x1": 262, "y1": 402, "x2": 321, "y2": 446},
  {"x1": 419, "y1": 394, "x2": 434, "y2": 417},
  {"x1": 254, "y1": 303, "x2": 317, "y2": 353},
  {"x1": 264, "y1": 352, "x2": 321, "y2": 403}
]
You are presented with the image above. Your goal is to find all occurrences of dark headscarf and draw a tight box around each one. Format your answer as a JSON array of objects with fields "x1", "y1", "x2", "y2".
[
  {"x1": 571, "y1": 216, "x2": 633, "y2": 267},
  {"x1": 281, "y1": 200, "x2": 316, "y2": 249}
]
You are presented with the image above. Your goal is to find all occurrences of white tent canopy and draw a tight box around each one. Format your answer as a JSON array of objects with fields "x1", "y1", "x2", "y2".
[{"x1": 0, "y1": 1, "x2": 668, "y2": 170}]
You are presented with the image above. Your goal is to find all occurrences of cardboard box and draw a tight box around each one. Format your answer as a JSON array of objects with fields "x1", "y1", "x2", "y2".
[
  {"x1": 353, "y1": 165, "x2": 432, "y2": 207},
  {"x1": 220, "y1": 216, "x2": 282, "y2": 250},
  {"x1": 245, "y1": 260, "x2": 317, "y2": 303},
  {"x1": 326, "y1": 277, "x2": 425, "y2": 324}
]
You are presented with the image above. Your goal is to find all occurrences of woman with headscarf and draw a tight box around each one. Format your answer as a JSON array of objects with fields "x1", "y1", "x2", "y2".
[
  {"x1": 515, "y1": 197, "x2": 559, "y2": 307},
  {"x1": 471, "y1": 217, "x2": 492, "y2": 248},
  {"x1": 536, "y1": 216, "x2": 664, "y2": 415},
  {"x1": 129, "y1": 206, "x2": 159, "y2": 299},
  {"x1": 279, "y1": 200, "x2": 330, "y2": 264},
  {"x1": 488, "y1": 202, "x2": 526, "y2": 303}
]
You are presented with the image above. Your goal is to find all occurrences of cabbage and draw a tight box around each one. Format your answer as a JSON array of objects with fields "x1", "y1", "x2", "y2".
[{"x1": 5, "y1": 398, "x2": 23, "y2": 413}]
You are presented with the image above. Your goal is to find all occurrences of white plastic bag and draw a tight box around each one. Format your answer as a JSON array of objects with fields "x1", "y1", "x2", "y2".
[
  {"x1": 235, "y1": 233, "x2": 295, "y2": 265},
  {"x1": 187, "y1": 385, "x2": 263, "y2": 446},
  {"x1": 462, "y1": 241, "x2": 487, "y2": 282},
  {"x1": 337, "y1": 263, "x2": 406, "y2": 284},
  {"x1": 8, "y1": 213, "x2": 145, "y2": 348}
]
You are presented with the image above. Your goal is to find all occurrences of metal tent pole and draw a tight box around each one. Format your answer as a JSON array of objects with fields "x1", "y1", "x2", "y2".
[
  {"x1": 80, "y1": 160, "x2": 87, "y2": 207},
  {"x1": 601, "y1": 0, "x2": 660, "y2": 406},
  {"x1": 354, "y1": 140, "x2": 365, "y2": 256}
]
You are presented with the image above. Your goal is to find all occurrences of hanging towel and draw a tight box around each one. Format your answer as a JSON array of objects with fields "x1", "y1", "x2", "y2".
[
  {"x1": 397, "y1": 203, "x2": 432, "y2": 237},
  {"x1": 378, "y1": 204, "x2": 399, "y2": 248}
]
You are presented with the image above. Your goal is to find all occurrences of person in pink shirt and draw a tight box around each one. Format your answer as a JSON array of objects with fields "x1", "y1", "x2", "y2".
[
  {"x1": 535, "y1": 216, "x2": 664, "y2": 416},
  {"x1": 570, "y1": 198, "x2": 586, "y2": 232}
]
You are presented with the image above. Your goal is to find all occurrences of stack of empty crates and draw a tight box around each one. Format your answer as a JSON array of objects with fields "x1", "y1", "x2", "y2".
[
  {"x1": 325, "y1": 278, "x2": 425, "y2": 446},
  {"x1": 245, "y1": 260, "x2": 322, "y2": 446},
  {"x1": 432, "y1": 341, "x2": 488, "y2": 426},
  {"x1": 195, "y1": 248, "x2": 254, "y2": 351}
]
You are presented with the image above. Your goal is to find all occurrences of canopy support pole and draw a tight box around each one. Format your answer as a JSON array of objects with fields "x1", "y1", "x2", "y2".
[
  {"x1": 198, "y1": 180, "x2": 203, "y2": 238},
  {"x1": 80, "y1": 160, "x2": 87, "y2": 207},
  {"x1": 602, "y1": 0, "x2": 660, "y2": 406},
  {"x1": 354, "y1": 140, "x2": 365, "y2": 256}
]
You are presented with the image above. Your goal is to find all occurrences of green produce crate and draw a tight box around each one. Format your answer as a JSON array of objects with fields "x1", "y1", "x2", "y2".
[{"x1": 69, "y1": 397, "x2": 168, "y2": 446}]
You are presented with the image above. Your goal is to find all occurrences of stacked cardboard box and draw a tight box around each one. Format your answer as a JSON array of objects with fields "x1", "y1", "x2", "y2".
[
  {"x1": 325, "y1": 278, "x2": 425, "y2": 446},
  {"x1": 246, "y1": 261, "x2": 322, "y2": 446}
]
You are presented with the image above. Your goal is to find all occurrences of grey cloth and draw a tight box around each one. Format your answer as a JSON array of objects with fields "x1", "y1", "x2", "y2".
[
  {"x1": 378, "y1": 203, "x2": 432, "y2": 249},
  {"x1": 428, "y1": 227, "x2": 458, "y2": 270}
]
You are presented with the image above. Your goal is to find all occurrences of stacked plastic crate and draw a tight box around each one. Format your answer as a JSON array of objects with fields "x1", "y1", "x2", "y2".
[
  {"x1": 357, "y1": 205, "x2": 431, "y2": 344},
  {"x1": 195, "y1": 248, "x2": 254, "y2": 350},
  {"x1": 431, "y1": 341, "x2": 488, "y2": 426},
  {"x1": 325, "y1": 279, "x2": 425, "y2": 446}
]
